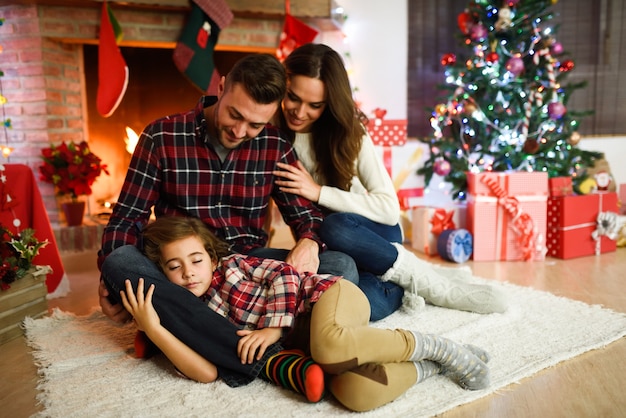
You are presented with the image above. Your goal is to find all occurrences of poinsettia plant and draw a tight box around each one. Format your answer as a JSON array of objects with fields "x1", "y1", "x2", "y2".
[
  {"x1": 39, "y1": 141, "x2": 109, "y2": 200},
  {"x1": 0, "y1": 226, "x2": 49, "y2": 290}
]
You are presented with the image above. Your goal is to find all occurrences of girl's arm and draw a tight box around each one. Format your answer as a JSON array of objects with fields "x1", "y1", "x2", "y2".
[{"x1": 120, "y1": 278, "x2": 218, "y2": 383}]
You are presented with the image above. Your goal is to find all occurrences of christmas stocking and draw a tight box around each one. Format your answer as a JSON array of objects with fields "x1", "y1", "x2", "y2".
[
  {"x1": 276, "y1": 1, "x2": 319, "y2": 62},
  {"x1": 173, "y1": 0, "x2": 233, "y2": 95},
  {"x1": 96, "y1": 1, "x2": 128, "y2": 118}
]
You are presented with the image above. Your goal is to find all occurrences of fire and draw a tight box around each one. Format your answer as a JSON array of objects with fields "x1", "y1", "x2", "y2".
[{"x1": 124, "y1": 126, "x2": 139, "y2": 155}]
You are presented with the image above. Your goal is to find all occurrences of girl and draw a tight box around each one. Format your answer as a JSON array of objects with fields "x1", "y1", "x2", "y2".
[
  {"x1": 121, "y1": 216, "x2": 491, "y2": 412},
  {"x1": 273, "y1": 43, "x2": 507, "y2": 320}
]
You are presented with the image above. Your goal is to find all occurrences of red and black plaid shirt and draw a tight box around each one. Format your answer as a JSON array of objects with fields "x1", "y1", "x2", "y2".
[{"x1": 98, "y1": 96, "x2": 324, "y2": 268}]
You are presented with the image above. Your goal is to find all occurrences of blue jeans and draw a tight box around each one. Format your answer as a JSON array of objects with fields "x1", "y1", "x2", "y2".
[
  {"x1": 248, "y1": 247, "x2": 359, "y2": 285},
  {"x1": 320, "y1": 213, "x2": 404, "y2": 321},
  {"x1": 100, "y1": 245, "x2": 282, "y2": 387}
]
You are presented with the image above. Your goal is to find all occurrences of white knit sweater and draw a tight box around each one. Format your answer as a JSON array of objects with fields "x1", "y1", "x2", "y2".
[{"x1": 292, "y1": 131, "x2": 400, "y2": 226}]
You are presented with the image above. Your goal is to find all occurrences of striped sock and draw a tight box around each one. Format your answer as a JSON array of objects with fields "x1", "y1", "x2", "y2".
[{"x1": 259, "y1": 349, "x2": 325, "y2": 403}]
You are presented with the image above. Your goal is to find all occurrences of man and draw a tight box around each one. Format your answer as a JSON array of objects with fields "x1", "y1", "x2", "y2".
[
  {"x1": 97, "y1": 53, "x2": 357, "y2": 386},
  {"x1": 99, "y1": 53, "x2": 357, "y2": 317}
]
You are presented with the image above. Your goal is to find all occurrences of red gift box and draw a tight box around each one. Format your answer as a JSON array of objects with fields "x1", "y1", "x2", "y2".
[
  {"x1": 546, "y1": 192, "x2": 619, "y2": 259},
  {"x1": 619, "y1": 183, "x2": 626, "y2": 214},
  {"x1": 467, "y1": 171, "x2": 548, "y2": 261},
  {"x1": 411, "y1": 205, "x2": 466, "y2": 255},
  {"x1": 367, "y1": 119, "x2": 407, "y2": 146},
  {"x1": 549, "y1": 176, "x2": 573, "y2": 197}
]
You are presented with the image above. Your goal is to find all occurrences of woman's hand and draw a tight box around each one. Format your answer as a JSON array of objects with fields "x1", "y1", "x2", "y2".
[
  {"x1": 119, "y1": 278, "x2": 160, "y2": 332},
  {"x1": 236, "y1": 327, "x2": 283, "y2": 364},
  {"x1": 274, "y1": 161, "x2": 322, "y2": 203}
]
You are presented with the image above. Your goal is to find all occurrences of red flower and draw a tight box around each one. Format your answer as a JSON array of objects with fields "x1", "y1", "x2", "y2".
[{"x1": 38, "y1": 141, "x2": 109, "y2": 200}]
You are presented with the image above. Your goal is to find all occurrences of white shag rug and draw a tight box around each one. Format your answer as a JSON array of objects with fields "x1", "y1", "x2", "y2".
[{"x1": 23, "y1": 276, "x2": 626, "y2": 418}]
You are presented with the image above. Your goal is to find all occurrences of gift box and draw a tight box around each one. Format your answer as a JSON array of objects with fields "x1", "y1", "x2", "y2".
[
  {"x1": 549, "y1": 176, "x2": 573, "y2": 197},
  {"x1": 467, "y1": 171, "x2": 548, "y2": 261},
  {"x1": 546, "y1": 192, "x2": 619, "y2": 259},
  {"x1": 411, "y1": 205, "x2": 466, "y2": 255},
  {"x1": 367, "y1": 119, "x2": 407, "y2": 147},
  {"x1": 374, "y1": 140, "x2": 430, "y2": 211},
  {"x1": 619, "y1": 183, "x2": 626, "y2": 214},
  {"x1": 437, "y1": 228, "x2": 473, "y2": 263}
]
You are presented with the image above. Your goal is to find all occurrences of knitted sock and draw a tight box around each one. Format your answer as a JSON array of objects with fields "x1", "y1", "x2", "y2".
[
  {"x1": 409, "y1": 331, "x2": 490, "y2": 390},
  {"x1": 383, "y1": 243, "x2": 508, "y2": 314},
  {"x1": 259, "y1": 349, "x2": 325, "y2": 403},
  {"x1": 134, "y1": 330, "x2": 160, "y2": 359},
  {"x1": 414, "y1": 360, "x2": 441, "y2": 383}
]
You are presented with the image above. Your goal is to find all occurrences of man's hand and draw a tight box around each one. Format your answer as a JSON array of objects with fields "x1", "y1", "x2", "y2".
[
  {"x1": 285, "y1": 238, "x2": 320, "y2": 275},
  {"x1": 99, "y1": 279, "x2": 132, "y2": 323},
  {"x1": 236, "y1": 327, "x2": 282, "y2": 364}
]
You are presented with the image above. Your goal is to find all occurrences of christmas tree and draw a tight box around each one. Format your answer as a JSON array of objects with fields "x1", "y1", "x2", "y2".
[{"x1": 418, "y1": 0, "x2": 603, "y2": 200}]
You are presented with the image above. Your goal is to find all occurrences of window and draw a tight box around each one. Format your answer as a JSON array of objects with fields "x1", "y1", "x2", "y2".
[{"x1": 408, "y1": 0, "x2": 626, "y2": 137}]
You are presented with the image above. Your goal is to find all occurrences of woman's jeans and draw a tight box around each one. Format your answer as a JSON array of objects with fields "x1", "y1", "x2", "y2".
[
  {"x1": 320, "y1": 213, "x2": 404, "y2": 321},
  {"x1": 100, "y1": 245, "x2": 282, "y2": 387}
]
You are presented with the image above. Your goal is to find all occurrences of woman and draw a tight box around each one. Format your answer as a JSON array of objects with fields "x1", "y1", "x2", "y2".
[
  {"x1": 274, "y1": 43, "x2": 507, "y2": 320},
  {"x1": 121, "y1": 216, "x2": 491, "y2": 412}
]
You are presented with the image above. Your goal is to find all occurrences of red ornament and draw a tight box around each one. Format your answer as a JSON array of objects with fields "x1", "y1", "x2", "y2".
[
  {"x1": 486, "y1": 51, "x2": 499, "y2": 63},
  {"x1": 505, "y1": 56, "x2": 524, "y2": 76},
  {"x1": 441, "y1": 53, "x2": 457, "y2": 66},
  {"x1": 559, "y1": 59, "x2": 575, "y2": 72},
  {"x1": 434, "y1": 159, "x2": 452, "y2": 176},
  {"x1": 522, "y1": 139, "x2": 540, "y2": 154},
  {"x1": 547, "y1": 102, "x2": 567, "y2": 119},
  {"x1": 457, "y1": 11, "x2": 474, "y2": 34}
]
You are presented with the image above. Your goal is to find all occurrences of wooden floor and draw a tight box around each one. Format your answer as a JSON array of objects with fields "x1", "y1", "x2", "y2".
[{"x1": 1, "y1": 242, "x2": 626, "y2": 418}]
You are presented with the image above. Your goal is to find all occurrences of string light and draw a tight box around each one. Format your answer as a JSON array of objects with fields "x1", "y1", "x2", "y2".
[{"x1": 0, "y1": 17, "x2": 13, "y2": 161}]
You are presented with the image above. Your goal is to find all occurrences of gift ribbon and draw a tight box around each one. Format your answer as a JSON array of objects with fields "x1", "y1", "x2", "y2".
[
  {"x1": 592, "y1": 211, "x2": 619, "y2": 255},
  {"x1": 430, "y1": 208, "x2": 456, "y2": 235},
  {"x1": 453, "y1": 233, "x2": 472, "y2": 259},
  {"x1": 480, "y1": 175, "x2": 540, "y2": 261}
]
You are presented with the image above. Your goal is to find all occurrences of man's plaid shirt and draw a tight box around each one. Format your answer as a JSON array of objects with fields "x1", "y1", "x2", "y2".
[{"x1": 98, "y1": 96, "x2": 324, "y2": 268}]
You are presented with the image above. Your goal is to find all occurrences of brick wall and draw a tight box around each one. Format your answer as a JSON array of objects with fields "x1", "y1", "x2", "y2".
[{"x1": 0, "y1": 2, "x2": 285, "y2": 224}]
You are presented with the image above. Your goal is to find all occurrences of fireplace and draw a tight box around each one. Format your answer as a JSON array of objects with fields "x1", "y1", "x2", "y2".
[{"x1": 82, "y1": 45, "x2": 251, "y2": 216}]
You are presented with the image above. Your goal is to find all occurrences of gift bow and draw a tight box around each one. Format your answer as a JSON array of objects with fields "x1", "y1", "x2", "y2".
[
  {"x1": 453, "y1": 233, "x2": 472, "y2": 258},
  {"x1": 430, "y1": 208, "x2": 456, "y2": 235},
  {"x1": 481, "y1": 175, "x2": 542, "y2": 261},
  {"x1": 591, "y1": 211, "x2": 619, "y2": 255}
]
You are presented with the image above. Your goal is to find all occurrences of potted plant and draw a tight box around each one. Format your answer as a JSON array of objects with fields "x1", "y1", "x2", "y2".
[
  {"x1": 0, "y1": 226, "x2": 49, "y2": 290},
  {"x1": 39, "y1": 141, "x2": 109, "y2": 226}
]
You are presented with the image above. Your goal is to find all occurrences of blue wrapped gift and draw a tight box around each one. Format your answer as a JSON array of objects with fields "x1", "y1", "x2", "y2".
[{"x1": 437, "y1": 228, "x2": 473, "y2": 263}]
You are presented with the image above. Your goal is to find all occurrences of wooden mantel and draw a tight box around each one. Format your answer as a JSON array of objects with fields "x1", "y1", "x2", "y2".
[{"x1": 10, "y1": 0, "x2": 344, "y2": 30}]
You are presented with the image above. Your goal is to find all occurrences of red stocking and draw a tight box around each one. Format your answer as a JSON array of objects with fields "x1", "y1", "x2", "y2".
[{"x1": 96, "y1": 1, "x2": 128, "y2": 118}]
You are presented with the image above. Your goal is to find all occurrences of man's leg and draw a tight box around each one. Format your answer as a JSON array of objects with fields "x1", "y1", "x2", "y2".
[{"x1": 101, "y1": 245, "x2": 281, "y2": 387}]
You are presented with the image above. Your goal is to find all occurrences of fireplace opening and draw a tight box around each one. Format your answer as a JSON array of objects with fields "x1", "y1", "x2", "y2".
[{"x1": 83, "y1": 45, "x2": 252, "y2": 215}]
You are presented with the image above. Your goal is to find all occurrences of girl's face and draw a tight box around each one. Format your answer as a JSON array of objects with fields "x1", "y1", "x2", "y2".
[
  {"x1": 159, "y1": 235, "x2": 215, "y2": 297},
  {"x1": 282, "y1": 75, "x2": 327, "y2": 133}
]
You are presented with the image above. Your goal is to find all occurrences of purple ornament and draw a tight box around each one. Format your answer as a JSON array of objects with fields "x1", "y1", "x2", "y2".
[
  {"x1": 434, "y1": 159, "x2": 452, "y2": 176},
  {"x1": 505, "y1": 57, "x2": 524, "y2": 76},
  {"x1": 548, "y1": 102, "x2": 567, "y2": 119},
  {"x1": 551, "y1": 42, "x2": 563, "y2": 55},
  {"x1": 470, "y1": 24, "x2": 487, "y2": 42}
]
